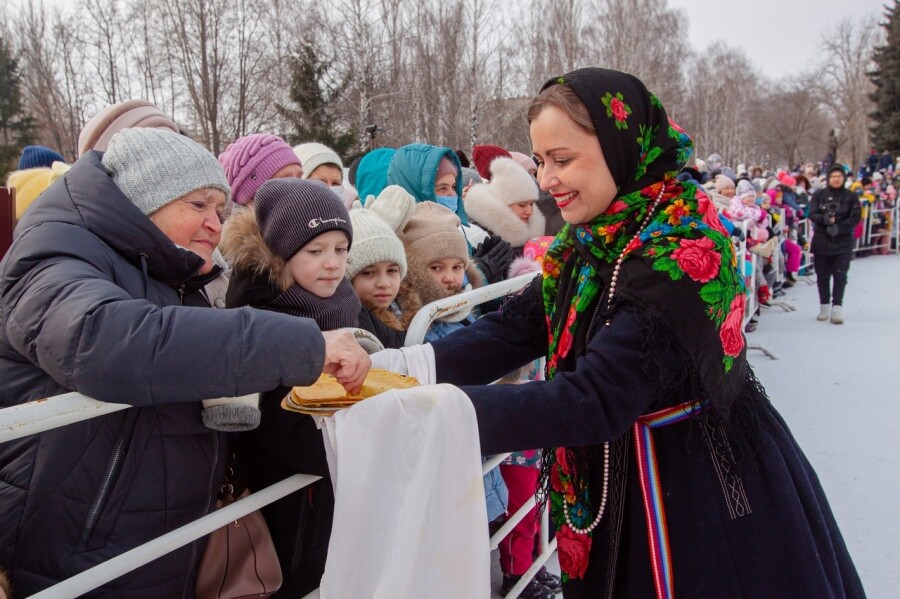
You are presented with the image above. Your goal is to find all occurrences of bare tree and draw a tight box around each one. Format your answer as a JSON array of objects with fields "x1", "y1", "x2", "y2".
[
  {"x1": 818, "y1": 16, "x2": 880, "y2": 169},
  {"x1": 81, "y1": 0, "x2": 132, "y2": 106},
  {"x1": 680, "y1": 43, "x2": 761, "y2": 167}
]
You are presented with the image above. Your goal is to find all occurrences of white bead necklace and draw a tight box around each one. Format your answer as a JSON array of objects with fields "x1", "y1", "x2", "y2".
[{"x1": 562, "y1": 182, "x2": 666, "y2": 536}]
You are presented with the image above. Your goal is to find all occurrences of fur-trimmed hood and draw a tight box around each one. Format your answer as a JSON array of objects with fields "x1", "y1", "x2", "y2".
[
  {"x1": 219, "y1": 207, "x2": 294, "y2": 292},
  {"x1": 464, "y1": 184, "x2": 545, "y2": 248}
]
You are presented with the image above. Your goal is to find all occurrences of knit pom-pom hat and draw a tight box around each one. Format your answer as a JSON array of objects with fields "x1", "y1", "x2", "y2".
[
  {"x1": 218, "y1": 134, "x2": 301, "y2": 205},
  {"x1": 472, "y1": 144, "x2": 512, "y2": 180},
  {"x1": 347, "y1": 208, "x2": 408, "y2": 280}
]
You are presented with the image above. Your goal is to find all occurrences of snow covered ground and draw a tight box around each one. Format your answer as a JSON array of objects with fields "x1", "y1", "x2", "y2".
[
  {"x1": 749, "y1": 253, "x2": 899, "y2": 598},
  {"x1": 491, "y1": 253, "x2": 899, "y2": 598}
]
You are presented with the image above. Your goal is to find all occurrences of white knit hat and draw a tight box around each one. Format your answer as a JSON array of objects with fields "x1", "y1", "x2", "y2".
[
  {"x1": 483, "y1": 157, "x2": 538, "y2": 205},
  {"x1": 102, "y1": 128, "x2": 230, "y2": 215},
  {"x1": 346, "y1": 209, "x2": 408, "y2": 280},
  {"x1": 293, "y1": 142, "x2": 343, "y2": 180}
]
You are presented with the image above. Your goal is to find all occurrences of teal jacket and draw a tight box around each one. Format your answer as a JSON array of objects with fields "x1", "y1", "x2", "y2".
[
  {"x1": 356, "y1": 148, "x2": 396, "y2": 206},
  {"x1": 386, "y1": 143, "x2": 469, "y2": 225}
]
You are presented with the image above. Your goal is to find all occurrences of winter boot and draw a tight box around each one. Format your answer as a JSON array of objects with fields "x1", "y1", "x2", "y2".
[
  {"x1": 817, "y1": 304, "x2": 830, "y2": 321},
  {"x1": 534, "y1": 567, "x2": 563, "y2": 593},
  {"x1": 830, "y1": 305, "x2": 843, "y2": 324},
  {"x1": 500, "y1": 573, "x2": 555, "y2": 599}
]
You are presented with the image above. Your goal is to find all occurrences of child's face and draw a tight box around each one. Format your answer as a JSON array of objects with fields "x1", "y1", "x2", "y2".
[
  {"x1": 509, "y1": 200, "x2": 536, "y2": 223},
  {"x1": 287, "y1": 230, "x2": 350, "y2": 298},
  {"x1": 352, "y1": 261, "x2": 402, "y2": 309},
  {"x1": 741, "y1": 194, "x2": 755, "y2": 206},
  {"x1": 427, "y1": 258, "x2": 465, "y2": 291},
  {"x1": 308, "y1": 164, "x2": 343, "y2": 187}
]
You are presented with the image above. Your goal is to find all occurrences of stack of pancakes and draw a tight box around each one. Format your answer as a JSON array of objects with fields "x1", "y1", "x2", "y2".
[{"x1": 282, "y1": 369, "x2": 420, "y2": 415}]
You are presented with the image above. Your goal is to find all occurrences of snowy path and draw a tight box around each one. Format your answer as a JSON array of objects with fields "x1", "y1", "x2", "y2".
[{"x1": 749, "y1": 253, "x2": 900, "y2": 598}]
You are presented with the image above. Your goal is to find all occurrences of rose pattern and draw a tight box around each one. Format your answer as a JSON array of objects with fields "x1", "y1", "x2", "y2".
[
  {"x1": 601, "y1": 92, "x2": 632, "y2": 130},
  {"x1": 557, "y1": 525, "x2": 593, "y2": 580},
  {"x1": 720, "y1": 293, "x2": 746, "y2": 357},
  {"x1": 671, "y1": 237, "x2": 721, "y2": 283}
]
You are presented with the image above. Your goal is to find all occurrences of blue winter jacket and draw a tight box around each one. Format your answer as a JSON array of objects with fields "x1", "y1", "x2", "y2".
[
  {"x1": 0, "y1": 153, "x2": 327, "y2": 597},
  {"x1": 386, "y1": 143, "x2": 469, "y2": 225}
]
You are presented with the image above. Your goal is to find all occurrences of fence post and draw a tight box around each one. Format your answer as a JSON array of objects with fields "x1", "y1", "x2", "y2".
[{"x1": 0, "y1": 187, "x2": 15, "y2": 259}]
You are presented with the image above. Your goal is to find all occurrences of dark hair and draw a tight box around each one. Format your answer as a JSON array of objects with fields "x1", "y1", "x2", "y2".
[
  {"x1": 455, "y1": 149, "x2": 470, "y2": 168},
  {"x1": 526, "y1": 84, "x2": 595, "y2": 134}
]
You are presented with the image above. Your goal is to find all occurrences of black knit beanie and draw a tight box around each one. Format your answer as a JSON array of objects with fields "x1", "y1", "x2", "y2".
[{"x1": 255, "y1": 179, "x2": 353, "y2": 260}]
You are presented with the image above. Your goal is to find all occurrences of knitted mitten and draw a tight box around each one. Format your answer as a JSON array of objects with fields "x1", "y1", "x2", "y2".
[{"x1": 201, "y1": 394, "x2": 261, "y2": 432}]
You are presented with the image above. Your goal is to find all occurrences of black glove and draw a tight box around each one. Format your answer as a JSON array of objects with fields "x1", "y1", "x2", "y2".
[{"x1": 472, "y1": 235, "x2": 515, "y2": 284}]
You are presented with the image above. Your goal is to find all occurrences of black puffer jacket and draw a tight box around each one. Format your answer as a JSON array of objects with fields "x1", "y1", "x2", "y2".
[
  {"x1": 0, "y1": 153, "x2": 326, "y2": 597},
  {"x1": 808, "y1": 185, "x2": 861, "y2": 255}
]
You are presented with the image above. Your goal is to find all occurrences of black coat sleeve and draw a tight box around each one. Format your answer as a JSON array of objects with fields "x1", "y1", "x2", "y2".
[
  {"x1": 431, "y1": 277, "x2": 547, "y2": 385},
  {"x1": 455, "y1": 308, "x2": 679, "y2": 456},
  {"x1": 3, "y1": 227, "x2": 326, "y2": 406}
]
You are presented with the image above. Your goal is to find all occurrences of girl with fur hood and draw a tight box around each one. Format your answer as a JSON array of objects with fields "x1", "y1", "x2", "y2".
[
  {"x1": 464, "y1": 156, "x2": 547, "y2": 271},
  {"x1": 220, "y1": 178, "x2": 360, "y2": 597},
  {"x1": 398, "y1": 202, "x2": 486, "y2": 343}
]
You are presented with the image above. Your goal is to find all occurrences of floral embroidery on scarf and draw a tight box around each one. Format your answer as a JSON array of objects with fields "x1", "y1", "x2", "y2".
[
  {"x1": 601, "y1": 92, "x2": 631, "y2": 129},
  {"x1": 538, "y1": 68, "x2": 747, "y2": 583}
]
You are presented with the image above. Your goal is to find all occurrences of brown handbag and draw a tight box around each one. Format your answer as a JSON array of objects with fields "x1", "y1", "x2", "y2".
[{"x1": 196, "y1": 485, "x2": 282, "y2": 599}]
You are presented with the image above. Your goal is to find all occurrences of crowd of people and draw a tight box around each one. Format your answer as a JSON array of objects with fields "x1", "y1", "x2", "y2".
[
  {"x1": 0, "y1": 67, "x2": 874, "y2": 599},
  {"x1": 683, "y1": 150, "x2": 896, "y2": 328}
]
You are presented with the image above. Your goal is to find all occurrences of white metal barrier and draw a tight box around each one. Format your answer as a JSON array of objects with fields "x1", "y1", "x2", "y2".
[{"x1": 1, "y1": 271, "x2": 547, "y2": 599}]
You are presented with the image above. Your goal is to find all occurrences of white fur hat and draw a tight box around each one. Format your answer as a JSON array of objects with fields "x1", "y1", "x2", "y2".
[{"x1": 483, "y1": 157, "x2": 538, "y2": 205}]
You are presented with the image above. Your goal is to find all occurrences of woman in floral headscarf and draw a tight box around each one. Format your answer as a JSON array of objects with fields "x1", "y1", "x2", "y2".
[{"x1": 409, "y1": 68, "x2": 864, "y2": 598}]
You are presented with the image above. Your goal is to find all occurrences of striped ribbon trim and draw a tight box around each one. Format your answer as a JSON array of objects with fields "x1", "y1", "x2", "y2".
[{"x1": 633, "y1": 400, "x2": 704, "y2": 599}]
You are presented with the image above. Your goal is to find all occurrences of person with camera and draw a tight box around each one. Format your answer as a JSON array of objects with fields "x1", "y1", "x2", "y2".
[{"x1": 809, "y1": 164, "x2": 861, "y2": 324}]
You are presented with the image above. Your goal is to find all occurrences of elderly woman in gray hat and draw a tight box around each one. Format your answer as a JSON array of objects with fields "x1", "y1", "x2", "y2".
[{"x1": 0, "y1": 128, "x2": 369, "y2": 598}]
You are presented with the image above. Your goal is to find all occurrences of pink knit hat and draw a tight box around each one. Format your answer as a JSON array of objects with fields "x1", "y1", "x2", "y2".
[
  {"x1": 509, "y1": 151, "x2": 537, "y2": 174},
  {"x1": 218, "y1": 134, "x2": 301, "y2": 205},
  {"x1": 714, "y1": 174, "x2": 735, "y2": 193}
]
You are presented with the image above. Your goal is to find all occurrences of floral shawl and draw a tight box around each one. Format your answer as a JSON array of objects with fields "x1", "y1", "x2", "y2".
[{"x1": 537, "y1": 68, "x2": 747, "y2": 584}]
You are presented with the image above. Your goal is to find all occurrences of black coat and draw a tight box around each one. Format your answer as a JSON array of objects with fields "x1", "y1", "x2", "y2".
[
  {"x1": 0, "y1": 154, "x2": 327, "y2": 597},
  {"x1": 808, "y1": 186, "x2": 861, "y2": 255},
  {"x1": 431, "y1": 279, "x2": 865, "y2": 598}
]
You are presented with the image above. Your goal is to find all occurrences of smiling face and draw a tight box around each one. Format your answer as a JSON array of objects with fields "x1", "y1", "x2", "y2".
[
  {"x1": 149, "y1": 188, "x2": 226, "y2": 274},
  {"x1": 530, "y1": 105, "x2": 618, "y2": 224},
  {"x1": 286, "y1": 230, "x2": 350, "y2": 298},
  {"x1": 351, "y1": 261, "x2": 402, "y2": 309}
]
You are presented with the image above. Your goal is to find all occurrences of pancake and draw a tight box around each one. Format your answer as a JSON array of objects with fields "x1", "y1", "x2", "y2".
[{"x1": 288, "y1": 369, "x2": 420, "y2": 409}]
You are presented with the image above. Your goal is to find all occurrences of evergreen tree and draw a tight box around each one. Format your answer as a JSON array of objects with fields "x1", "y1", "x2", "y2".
[
  {"x1": 0, "y1": 39, "x2": 36, "y2": 179},
  {"x1": 277, "y1": 43, "x2": 357, "y2": 160},
  {"x1": 869, "y1": 0, "x2": 900, "y2": 153}
]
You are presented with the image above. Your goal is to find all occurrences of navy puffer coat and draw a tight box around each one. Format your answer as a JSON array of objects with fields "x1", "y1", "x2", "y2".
[{"x1": 0, "y1": 153, "x2": 326, "y2": 597}]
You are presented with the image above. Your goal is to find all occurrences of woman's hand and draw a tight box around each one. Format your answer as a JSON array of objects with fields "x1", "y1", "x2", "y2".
[{"x1": 322, "y1": 329, "x2": 371, "y2": 395}]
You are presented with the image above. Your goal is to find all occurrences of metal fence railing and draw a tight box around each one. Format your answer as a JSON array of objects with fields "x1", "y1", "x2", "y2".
[{"x1": 1, "y1": 271, "x2": 547, "y2": 599}]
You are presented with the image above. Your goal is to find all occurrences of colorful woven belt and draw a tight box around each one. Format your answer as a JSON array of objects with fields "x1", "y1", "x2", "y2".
[{"x1": 634, "y1": 400, "x2": 705, "y2": 599}]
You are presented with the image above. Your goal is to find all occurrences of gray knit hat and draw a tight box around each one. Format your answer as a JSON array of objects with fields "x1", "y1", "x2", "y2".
[
  {"x1": 102, "y1": 128, "x2": 231, "y2": 215},
  {"x1": 347, "y1": 209, "x2": 407, "y2": 280},
  {"x1": 255, "y1": 179, "x2": 353, "y2": 261}
]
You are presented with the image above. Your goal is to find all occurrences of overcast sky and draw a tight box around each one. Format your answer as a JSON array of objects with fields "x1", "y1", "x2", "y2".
[{"x1": 668, "y1": 0, "x2": 890, "y2": 79}]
